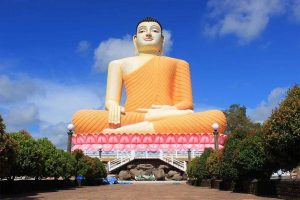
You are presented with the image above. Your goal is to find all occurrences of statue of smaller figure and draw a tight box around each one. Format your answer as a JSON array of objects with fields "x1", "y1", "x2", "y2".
[{"x1": 72, "y1": 17, "x2": 226, "y2": 135}]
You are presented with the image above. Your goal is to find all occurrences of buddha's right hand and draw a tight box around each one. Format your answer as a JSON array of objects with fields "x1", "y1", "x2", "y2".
[{"x1": 108, "y1": 104, "x2": 125, "y2": 128}]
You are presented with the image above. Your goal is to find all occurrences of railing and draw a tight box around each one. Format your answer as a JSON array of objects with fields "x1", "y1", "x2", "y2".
[
  {"x1": 107, "y1": 155, "x2": 133, "y2": 172},
  {"x1": 106, "y1": 151, "x2": 190, "y2": 172},
  {"x1": 85, "y1": 150, "x2": 203, "y2": 159},
  {"x1": 161, "y1": 156, "x2": 187, "y2": 172}
]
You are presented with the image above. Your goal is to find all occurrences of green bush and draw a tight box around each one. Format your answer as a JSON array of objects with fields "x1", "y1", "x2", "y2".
[
  {"x1": 263, "y1": 85, "x2": 300, "y2": 171},
  {"x1": 187, "y1": 148, "x2": 213, "y2": 181},
  {"x1": 73, "y1": 149, "x2": 106, "y2": 180},
  {"x1": 219, "y1": 136, "x2": 240, "y2": 181},
  {"x1": 206, "y1": 149, "x2": 222, "y2": 178}
]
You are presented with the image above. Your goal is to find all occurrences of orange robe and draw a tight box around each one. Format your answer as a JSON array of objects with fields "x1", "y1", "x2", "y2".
[{"x1": 72, "y1": 56, "x2": 226, "y2": 134}]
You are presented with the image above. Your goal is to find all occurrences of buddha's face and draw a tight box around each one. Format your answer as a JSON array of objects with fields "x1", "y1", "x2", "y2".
[{"x1": 134, "y1": 21, "x2": 164, "y2": 54}]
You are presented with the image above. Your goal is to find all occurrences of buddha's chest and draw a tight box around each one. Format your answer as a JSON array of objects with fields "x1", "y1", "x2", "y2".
[{"x1": 122, "y1": 58, "x2": 176, "y2": 82}]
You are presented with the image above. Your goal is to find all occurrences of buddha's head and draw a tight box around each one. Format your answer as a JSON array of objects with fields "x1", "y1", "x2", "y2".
[{"x1": 133, "y1": 17, "x2": 164, "y2": 55}]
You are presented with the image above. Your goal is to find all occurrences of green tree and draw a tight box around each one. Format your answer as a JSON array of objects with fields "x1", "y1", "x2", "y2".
[
  {"x1": 37, "y1": 138, "x2": 58, "y2": 178},
  {"x1": 10, "y1": 132, "x2": 43, "y2": 179},
  {"x1": 0, "y1": 115, "x2": 17, "y2": 178},
  {"x1": 224, "y1": 104, "x2": 261, "y2": 136},
  {"x1": 59, "y1": 150, "x2": 76, "y2": 179},
  {"x1": 234, "y1": 133, "x2": 270, "y2": 180},
  {"x1": 72, "y1": 149, "x2": 85, "y2": 177},
  {"x1": 0, "y1": 115, "x2": 5, "y2": 134},
  {"x1": 0, "y1": 131, "x2": 17, "y2": 178},
  {"x1": 263, "y1": 85, "x2": 300, "y2": 171}
]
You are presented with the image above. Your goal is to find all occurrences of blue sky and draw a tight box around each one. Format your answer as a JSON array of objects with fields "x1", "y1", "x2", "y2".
[{"x1": 0, "y1": 0, "x2": 299, "y2": 148}]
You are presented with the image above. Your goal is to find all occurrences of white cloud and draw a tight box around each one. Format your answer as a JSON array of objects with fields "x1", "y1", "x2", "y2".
[
  {"x1": 76, "y1": 40, "x2": 91, "y2": 53},
  {"x1": 30, "y1": 80, "x2": 104, "y2": 125},
  {"x1": 0, "y1": 75, "x2": 42, "y2": 103},
  {"x1": 162, "y1": 30, "x2": 173, "y2": 55},
  {"x1": 1, "y1": 74, "x2": 105, "y2": 148},
  {"x1": 5, "y1": 104, "x2": 39, "y2": 131},
  {"x1": 93, "y1": 30, "x2": 173, "y2": 72},
  {"x1": 93, "y1": 35, "x2": 134, "y2": 72},
  {"x1": 39, "y1": 122, "x2": 69, "y2": 149},
  {"x1": 248, "y1": 87, "x2": 287, "y2": 123},
  {"x1": 193, "y1": 102, "x2": 223, "y2": 112},
  {"x1": 291, "y1": 0, "x2": 300, "y2": 22},
  {"x1": 204, "y1": 0, "x2": 286, "y2": 43}
]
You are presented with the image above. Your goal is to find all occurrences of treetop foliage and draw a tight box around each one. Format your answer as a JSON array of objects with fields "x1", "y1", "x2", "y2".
[
  {"x1": 224, "y1": 104, "x2": 262, "y2": 137},
  {"x1": 263, "y1": 85, "x2": 300, "y2": 171}
]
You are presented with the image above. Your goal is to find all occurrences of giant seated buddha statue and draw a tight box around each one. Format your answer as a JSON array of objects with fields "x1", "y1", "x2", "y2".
[{"x1": 72, "y1": 17, "x2": 226, "y2": 136}]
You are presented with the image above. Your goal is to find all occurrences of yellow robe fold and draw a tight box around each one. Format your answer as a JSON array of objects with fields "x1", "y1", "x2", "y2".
[{"x1": 72, "y1": 56, "x2": 226, "y2": 134}]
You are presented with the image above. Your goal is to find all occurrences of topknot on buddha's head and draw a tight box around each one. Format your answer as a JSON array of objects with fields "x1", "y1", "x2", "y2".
[{"x1": 136, "y1": 17, "x2": 163, "y2": 34}]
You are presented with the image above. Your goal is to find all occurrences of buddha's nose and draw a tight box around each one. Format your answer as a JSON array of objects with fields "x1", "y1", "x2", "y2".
[{"x1": 146, "y1": 33, "x2": 152, "y2": 37}]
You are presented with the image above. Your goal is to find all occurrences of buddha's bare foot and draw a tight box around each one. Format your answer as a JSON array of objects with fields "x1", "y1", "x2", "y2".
[{"x1": 102, "y1": 121, "x2": 155, "y2": 134}]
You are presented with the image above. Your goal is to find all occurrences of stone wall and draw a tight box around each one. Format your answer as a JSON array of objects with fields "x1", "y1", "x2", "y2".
[
  {"x1": 114, "y1": 159, "x2": 187, "y2": 181},
  {"x1": 276, "y1": 179, "x2": 300, "y2": 199}
]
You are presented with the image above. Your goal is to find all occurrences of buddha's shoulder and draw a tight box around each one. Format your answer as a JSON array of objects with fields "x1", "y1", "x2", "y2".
[
  {"x1": 160, "y1": 56, "x2": 189, "y2": 66},
  {"x1": 108, "y1": 58, "x2": 125, "y2": 66},
  {"x1": 109, "y1": 56, "x2": 189, "y2": 66},
  {"x1": 109, "y1": 56, "x2": 140, "y2": 65}
]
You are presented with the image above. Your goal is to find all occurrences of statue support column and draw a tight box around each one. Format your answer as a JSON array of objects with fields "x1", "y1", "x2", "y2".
[
  {"x1": 187, "y1": 148, "x2": 191, "y2": 165},
  {"x1": 98, "y1": 148, "x2": 102, "y2": 160},
  {"x1": 67, "y1": 124, "x2": 74, "y2": 153},
  {"x1": 212, "y1": 123, "x2": 219, "y2": 150}
]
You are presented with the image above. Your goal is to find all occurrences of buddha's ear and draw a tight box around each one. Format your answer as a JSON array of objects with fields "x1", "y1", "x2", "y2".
[
  {"x1": 160, "y1": 34, "x2": 165, "y2": 55},
  {"x1": 133, "y1": 35, "x2": 138, "y2": 55}
]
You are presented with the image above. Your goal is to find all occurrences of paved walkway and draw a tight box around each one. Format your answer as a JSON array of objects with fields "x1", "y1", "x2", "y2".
[{"x1": 5, "y1": 183, "x2": 280, "y2": 200}]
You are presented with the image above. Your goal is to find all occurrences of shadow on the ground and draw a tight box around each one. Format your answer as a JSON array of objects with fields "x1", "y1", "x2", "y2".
[{"x1": 0, "y1": 180, "x2": 104, "y2": 199}]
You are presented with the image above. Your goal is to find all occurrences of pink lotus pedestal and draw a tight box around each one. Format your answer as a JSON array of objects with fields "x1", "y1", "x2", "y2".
[{"x1": 71, "y1": 133, "x2": 227, "y2": 152}]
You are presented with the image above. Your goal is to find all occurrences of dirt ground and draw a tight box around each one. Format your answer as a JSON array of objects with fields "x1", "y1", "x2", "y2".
[{"x1": 4, "y1": 183, "x2": 280, "y2": 200}]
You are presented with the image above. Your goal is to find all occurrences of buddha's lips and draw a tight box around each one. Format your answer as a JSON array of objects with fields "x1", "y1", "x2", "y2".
[{"x1": 144, "y1": 38, "x2": 153, "y2": 41}]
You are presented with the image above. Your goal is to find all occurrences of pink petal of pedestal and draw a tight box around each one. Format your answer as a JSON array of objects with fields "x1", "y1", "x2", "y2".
[
  {"x1": 165, "y1": 134, "x2": 176, "y2": 144},
  {"x1": 120, "y1": 134, "x2": 130, "y2": 144},
  {"x1": 154, "y1": 134, "x2": 164, "y2": 144},
  {"x1": 97, "y1": 134, "x2": 107, "y2": 144},
  {"x1": 177, "y1": 135, "x2": 187, "y2": 144},
  {"x1": 142, "y1": 134, "x2": 153, "y2": 144}
]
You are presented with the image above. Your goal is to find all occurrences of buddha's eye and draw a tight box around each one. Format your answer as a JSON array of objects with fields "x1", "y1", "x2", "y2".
[
  {"x1": 138, "y1": 29, "x2": 146, "y2": 33},
  {"x1": 152, "y1": 29, "x2": 159, "y2": 33}
]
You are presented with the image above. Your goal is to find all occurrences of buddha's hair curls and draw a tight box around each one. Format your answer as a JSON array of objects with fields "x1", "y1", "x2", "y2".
[{"x1": 136, "y1": 17, "x2": 163, "y2": 34}]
